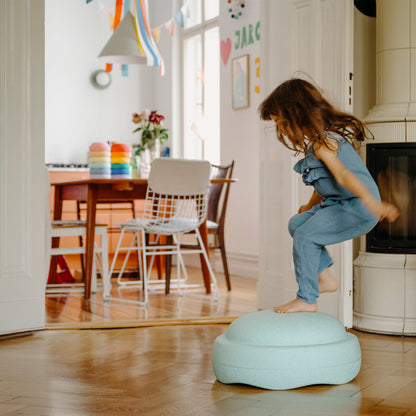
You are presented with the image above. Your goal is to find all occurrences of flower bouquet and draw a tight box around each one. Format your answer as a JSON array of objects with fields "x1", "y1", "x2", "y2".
[
  {"x1": 132, "y1": 110, "x2": 168, "y2": 177},
  {"x1": 132, "y1": 110, "x2": 168, "y2": 155}
]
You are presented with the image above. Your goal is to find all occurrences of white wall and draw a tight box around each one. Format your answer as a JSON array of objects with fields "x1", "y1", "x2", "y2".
[
  {"x1": 45, "y1": 0, "x2": 156, "y2": 164},
  {"x1": 258, "y1": 0, "x2": 355, "y2": 324},
  {"x1": 352, "y1": 7, "x2": 376, "y2": 260},
  {"x1": 152, "y1": 0, "x2": 261, "y2": 277},
  {"x1": 218, "y1": 0, "x2": 261, "y2": 277},
  {"x1": 353, "y1": 8, "x2": 376, "y2": 121}
]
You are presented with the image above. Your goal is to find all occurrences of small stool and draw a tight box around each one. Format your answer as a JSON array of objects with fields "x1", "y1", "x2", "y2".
[{"x1": 212, "y1": 310, "x2": 361, "y2": 390}]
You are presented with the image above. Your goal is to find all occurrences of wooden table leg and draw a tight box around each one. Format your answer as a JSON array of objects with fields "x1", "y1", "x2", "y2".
[
  {"x1": 85, "y1": 185, "x2": 97, "y2": 299},
  {"x1": 50, "y1": 185, "x2": 63, "y2": 284},
  {"x1": 199, "y1": 221, "x2": 211, "y2": 294}
]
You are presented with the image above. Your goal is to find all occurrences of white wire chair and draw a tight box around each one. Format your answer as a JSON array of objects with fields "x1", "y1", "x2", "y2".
[
  {"x1": 47, "y1": 220, "x2": 111, "y2": 298},
  {"x1": 108, "y1": 158, "x2": 220, "y2": 306},
  {"x1": 45, "y1": 166, "x2": 110, "y2": 298}
]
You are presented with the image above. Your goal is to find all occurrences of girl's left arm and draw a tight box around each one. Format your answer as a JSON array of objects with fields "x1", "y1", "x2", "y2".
[{"x1": 315, "y1": 146, "x2": 399, "y2": 222}]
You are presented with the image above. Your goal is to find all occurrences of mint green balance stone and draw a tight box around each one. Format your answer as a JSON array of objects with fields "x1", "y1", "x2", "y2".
[{"x1": 212, "y1": 310, "x2": 361, "y2": 390}]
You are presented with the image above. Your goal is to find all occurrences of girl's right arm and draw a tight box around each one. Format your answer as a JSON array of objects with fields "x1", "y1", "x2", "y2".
[{"x1": 315, "y1": 145, "x2": 399, "y2": 222}]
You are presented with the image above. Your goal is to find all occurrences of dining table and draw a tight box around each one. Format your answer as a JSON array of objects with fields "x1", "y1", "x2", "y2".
[{"x1": 50, "y1": 177, "x2": 235, "y2": 299}]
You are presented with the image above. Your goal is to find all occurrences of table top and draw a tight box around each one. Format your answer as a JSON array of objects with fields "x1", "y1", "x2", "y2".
[{"x1": 51, "y1": 178, "x2": 237, "y2": 186}]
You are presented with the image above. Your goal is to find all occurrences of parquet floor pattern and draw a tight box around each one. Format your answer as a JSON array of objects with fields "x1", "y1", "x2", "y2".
[
  {"x1": 0, "y1": 325, "x2": 416, "y2": 415},
  {"x1": 45, "y1": 269, "x2": 258, "y2": 329},
  {"x1": 1, "y1": 272, "x2": 415, "y2": 415}
]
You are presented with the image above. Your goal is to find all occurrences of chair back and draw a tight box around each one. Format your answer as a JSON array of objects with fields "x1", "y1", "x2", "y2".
[
  {"x1": 143, "y1": 158, "x2": 211, "y2": 234},
  {"x1": 207, "y1": 161, "x2": 234, "y2": 224},
  {"x1": 148, "y1": 158, "x2": 211, "y2": 195}
]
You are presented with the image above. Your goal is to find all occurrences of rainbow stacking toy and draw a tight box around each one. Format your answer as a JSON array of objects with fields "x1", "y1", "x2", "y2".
[
  {"x1": 89, "y1": 142, "x2": 111, "y2": 179},
  {"x1": 111, "y1": 143, "x2": 131, "y2": 178}
]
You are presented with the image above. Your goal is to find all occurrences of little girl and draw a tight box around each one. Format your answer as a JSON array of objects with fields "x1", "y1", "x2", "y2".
[{"x1": 259, "y1": 78, "x2": 399, "y2": 313}]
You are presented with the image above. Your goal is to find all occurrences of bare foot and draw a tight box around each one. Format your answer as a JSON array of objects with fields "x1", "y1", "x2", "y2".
[
  {"x1": 319, "y1": 268, "x2": 338, "y2": 293},
  {"x1": 273, "y1": 298, "x2": 317, "y2": 313}
]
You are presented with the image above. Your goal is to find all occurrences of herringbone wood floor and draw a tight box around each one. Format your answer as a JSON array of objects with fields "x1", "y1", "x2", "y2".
[
  {"x1": 1, "y1": 271, "x2": 413, "y2": 414},
  {"x1": 0, "y1": 324, "x2": 416, "y2": 415},
  {"x1": 45, "y1": 269, "x2": 258, "y2": 329}
]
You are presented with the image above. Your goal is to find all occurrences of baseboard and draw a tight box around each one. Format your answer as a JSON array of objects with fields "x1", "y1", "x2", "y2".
[{"x1": 183, "y1": 250, "x2": 259, "y2": 279}]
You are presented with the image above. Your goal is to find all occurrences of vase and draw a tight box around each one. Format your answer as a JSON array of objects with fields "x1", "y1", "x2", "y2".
[
  {"x1": 139, "y1": 141, "x2": 160, "y2": 178},
  {"x1": 131, "y1": 155, "x2": 141, "y2": 179}
]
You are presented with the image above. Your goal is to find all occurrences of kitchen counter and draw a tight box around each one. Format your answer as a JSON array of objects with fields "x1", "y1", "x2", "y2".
[{"x1": 46, "y1": 163, "x2": 88, "y2": 172}]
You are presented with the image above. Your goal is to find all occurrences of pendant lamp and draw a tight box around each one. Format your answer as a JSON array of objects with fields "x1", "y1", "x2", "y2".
[{"x1": 97, "y1": 11, "x2": 147, "y2": 64}]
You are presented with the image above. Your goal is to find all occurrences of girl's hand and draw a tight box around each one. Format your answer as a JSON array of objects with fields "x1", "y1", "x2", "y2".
[{"x1": 377, "y1": 201, "x2": 400, "y2": 223}]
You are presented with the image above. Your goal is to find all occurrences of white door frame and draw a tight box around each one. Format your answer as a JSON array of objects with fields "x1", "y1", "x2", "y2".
[
  {"x1": 258, "y1": 0, "x2": 354, "y2": 326},
  {"x1": 0, "y1": 0, "x2": 46, "y2": 335}
]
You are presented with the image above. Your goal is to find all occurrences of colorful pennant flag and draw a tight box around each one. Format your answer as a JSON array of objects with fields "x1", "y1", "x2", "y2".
[
  {"x1": 175, "y1": 10, "x2": 184, "y2": 28},
  {"x1": 152, "y1": 27, "x2": 161, "y2": 43},
  {"x1": 165, "y1": 19, "x2": 174, "y2": 36}
]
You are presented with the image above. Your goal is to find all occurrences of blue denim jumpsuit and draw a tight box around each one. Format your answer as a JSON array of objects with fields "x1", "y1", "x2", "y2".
[{"x1": 289, "y1": 134, "x2": 380, "y2": 304}]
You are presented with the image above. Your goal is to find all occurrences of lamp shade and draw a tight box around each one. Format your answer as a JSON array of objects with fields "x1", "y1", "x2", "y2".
[{"x1": 97, "y1": 11, "x2": 147, "y2": 64}]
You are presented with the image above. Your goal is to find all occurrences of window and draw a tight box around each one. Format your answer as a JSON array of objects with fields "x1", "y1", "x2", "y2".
[{"x1": 182, "y1": 0, "x2": 219, "y2": 163}]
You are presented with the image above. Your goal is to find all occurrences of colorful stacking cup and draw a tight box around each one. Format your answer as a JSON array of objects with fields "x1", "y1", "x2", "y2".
[
  {"x1": 89, "y1": 142, "x2": 111, "y2": 179},
  {"x1": 111, "y1": 143, "x2": 131, "y2": 178}
]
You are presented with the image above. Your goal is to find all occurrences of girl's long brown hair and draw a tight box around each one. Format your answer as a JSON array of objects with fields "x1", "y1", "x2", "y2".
[{"x1": 259, "y1": 78, "x2": 373, "y2": 154}]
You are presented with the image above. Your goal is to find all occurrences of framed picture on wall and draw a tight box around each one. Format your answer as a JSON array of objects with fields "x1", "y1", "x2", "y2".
[{"x1": 232, "y1": 54, "x2": 249, "y2": 110}]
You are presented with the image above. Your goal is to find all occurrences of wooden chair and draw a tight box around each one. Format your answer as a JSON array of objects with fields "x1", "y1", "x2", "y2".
[
  {"x1": 76, "y1": 200, "x2": 137, "y2": 278},
  {"x1": 167, "y1": 161, "x2": 235, "y2": 292},
  {"x1": 205, "y1": 161, "x2": 234, "y2": 290}
]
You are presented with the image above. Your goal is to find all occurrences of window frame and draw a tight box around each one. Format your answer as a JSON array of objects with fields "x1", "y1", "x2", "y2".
[{"x1": 176, "y1": 0, "x2": 220, "y2": 161}]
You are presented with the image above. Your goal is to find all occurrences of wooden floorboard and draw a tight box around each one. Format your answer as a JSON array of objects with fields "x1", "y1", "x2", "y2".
[
  {"x1": 1, "y1": 325, "x2": 416, "y2": 415},
  {"x1": 18, "y1": 269, "x2": 414, "y2": 414},
  {"x1": 45, "y1": 268, "x2": 258, "y2": 329}
]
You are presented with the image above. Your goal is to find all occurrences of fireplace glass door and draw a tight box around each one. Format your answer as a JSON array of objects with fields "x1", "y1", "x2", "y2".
[{"x1": 366, "y1": 143, "x2": 416, "y2": 254}]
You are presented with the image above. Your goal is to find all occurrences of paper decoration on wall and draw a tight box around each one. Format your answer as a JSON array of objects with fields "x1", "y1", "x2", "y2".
[
  {"x1": 254, "y1": 56, "x2": 260, "y2": 94},
  {"x1": 220, "y1": 38, "x2": 232, "y2": 66},
  {"x1": 228, "y1": 0, "x2": 245, "y2": 19},
  {"x1": 234, "y1": 21, "x2": 260, "y2": 50}
]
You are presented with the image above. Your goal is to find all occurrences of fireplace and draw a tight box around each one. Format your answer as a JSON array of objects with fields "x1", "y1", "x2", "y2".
[
  {"x1": 366, "y1": 143, "x2": 416, "y2": 254},
  {"x1": 353, "y1": 0, "x2": 416, "y2": 336}
]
